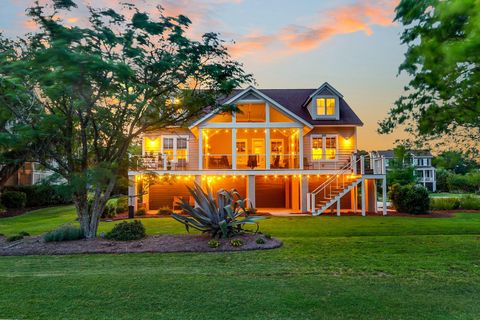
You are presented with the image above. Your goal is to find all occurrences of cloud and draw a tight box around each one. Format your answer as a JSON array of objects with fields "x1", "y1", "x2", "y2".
[{"x1": 230, "y1": 0, "x2": 398, "y2": 56}]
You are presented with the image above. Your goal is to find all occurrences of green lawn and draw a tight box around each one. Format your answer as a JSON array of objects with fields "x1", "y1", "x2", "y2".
[
  {"x1": 430, "y1": 192, "x2": 480, "y2": 198},
  {"x1": 1, "y1": 206, "x2": 480, "y2": 319}
]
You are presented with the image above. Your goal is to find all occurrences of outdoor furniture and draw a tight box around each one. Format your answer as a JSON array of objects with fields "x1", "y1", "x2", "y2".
[
  {"x1": 271, "y1": 155, "x2": 280, "y2": 169},
  {"x1": 247, "y1": 155, "x2": 258, "y2": 169}
]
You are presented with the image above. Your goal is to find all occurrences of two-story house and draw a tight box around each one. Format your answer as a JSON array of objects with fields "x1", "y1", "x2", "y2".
[
  {"x1": 371, "y1": 150, "x2": 437, "y2": 192},
  {"x1": 128, "y1": 83, "x2": 387, "y2": 216}
]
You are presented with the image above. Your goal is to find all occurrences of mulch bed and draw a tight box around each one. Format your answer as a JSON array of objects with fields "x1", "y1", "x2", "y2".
[
  {"x1": 0, "y1": 233, "x2": 282, "y2": 256},
  {"x1": 104, "y1": 211, "x2": 272, "y2": 221}
]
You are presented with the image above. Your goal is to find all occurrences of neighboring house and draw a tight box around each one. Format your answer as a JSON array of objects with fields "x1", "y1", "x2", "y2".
[
  {"x1": 128, "y1": 83, "x2": 387, "y2": 216},
  {"x1": 4, "y1": 162, "x2": 55, "y2": 186},
  {"x1": 371, "y1": 150, "x2": 437, "y2": 192}
]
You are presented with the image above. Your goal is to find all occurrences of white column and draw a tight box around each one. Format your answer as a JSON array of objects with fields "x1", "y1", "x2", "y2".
[
  {"x1": 360, "y1": 155, "x2": 365, "y2": 175},
  {"x1": 299, "y1": 129, "x2": 304, "y2": 170},
  {"x1": 382, "y1": 176, "x2": 387, "y2": 216},
  {"x1": 433, "y1": 169, "x2": 437, "y2": 192},
  {"x1": 300, "y1": 175, "x2": 308, "y2": 212},
  {"x1": 198, "y1": 128, "x2": 203, "y2": 170},
  {"x1": 128, "y1": 175, "x2": 137, "y2": 212},
  {"x1": 266, "y1": 128, "x2": 271, "y2": 170},
  {"x1": 337, "y1": 200, "x2": 341, "y2": 217},
  {"x1": 361, "y1": 178, "x2": 366, "y2": 216},
  {"x1": 232, "y1": 128, "x2": 237, "y2": 170},
  {"x1": 247, "y1": 175, "x2": 256, "y2": 208}
]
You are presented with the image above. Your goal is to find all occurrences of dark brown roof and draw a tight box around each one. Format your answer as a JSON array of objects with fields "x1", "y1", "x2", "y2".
[{"x1": 219, "y1": 88, "x2": 363, "y2": 126}]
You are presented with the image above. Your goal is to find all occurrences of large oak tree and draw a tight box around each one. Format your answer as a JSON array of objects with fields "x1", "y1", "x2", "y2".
[{"x1": 0, "y1": 0, "x2": 252, "y2": 238}]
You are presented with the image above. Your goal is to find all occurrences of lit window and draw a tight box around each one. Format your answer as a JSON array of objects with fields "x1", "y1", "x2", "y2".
[
  {"x1": 312, "y1": 137, "x2": 323, "y2": 160},
  {"x1": 316, "y1": 98, "x2": 336, "y2": 116},
  {"x1": 325, "y1": 137, "x2": 337, "y2": 160},
  {"x1": 163, "y1": 137, "x2": 174, "y2": 161},
  {"x1": 162, "y1": 136, "x2": 188, "y2": 162},
  {"x1": 177, "y1": 138, "x2": 188, "y2": 161}
]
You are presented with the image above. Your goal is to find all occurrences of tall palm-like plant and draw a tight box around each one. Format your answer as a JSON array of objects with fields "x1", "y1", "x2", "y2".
[{"x1": 172, "y1": 183, "x2": 263, "y2": 238}]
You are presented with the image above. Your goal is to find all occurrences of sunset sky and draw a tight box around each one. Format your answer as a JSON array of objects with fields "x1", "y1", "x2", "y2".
[{"x1": 0, "y1": 0, "x2": 408, "y2": 151}]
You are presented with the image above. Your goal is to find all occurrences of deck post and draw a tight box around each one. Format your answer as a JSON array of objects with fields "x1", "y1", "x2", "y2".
[
  {"x1": 231, "y1": 128, "x2": 237, "y2": 170},
  {"x1": 300, "y1": 175, "x2": 308, "y2": 212},
  {"x1": 360, "y1": 155, "x2": 365, "y2": 175},
  {"x1": 128, "y1": 174, "x2": 136, "y2": 219},
  {"x1": 198, "y1": 128, "x2": 203, "y2": 170},
  {"x1": 247, "y1": 175, "x2": 256, "y2": 208},
  {"x1": 361, "y1": 178, "x2": 366, "y2": 216},
  {"x1": 382, "y1": 176, "x2": 387, "y2": 216},
  {"x1": 337, "y1": 200, "x2": 341, "y2": 217}
]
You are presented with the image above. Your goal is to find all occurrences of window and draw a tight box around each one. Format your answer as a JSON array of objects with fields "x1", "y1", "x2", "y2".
[
  {"x1": 311, "y1": 135, "x2": 338, "y2": 161},
  {"x1": 162, "y1": 136, "x2": 189, "y2": 162},
  {"x1": 316, "y1": 98, "x2": 336, "y2": 116}
]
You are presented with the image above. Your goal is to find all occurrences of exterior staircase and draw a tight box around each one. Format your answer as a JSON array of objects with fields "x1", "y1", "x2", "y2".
[{"x1": 307, "y1": 154, "x2": 387, "y2": 216}]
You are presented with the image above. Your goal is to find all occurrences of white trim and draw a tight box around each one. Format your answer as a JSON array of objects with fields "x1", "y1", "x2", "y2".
[
  {"x1": 232, "y1": 129, "x2": 237, "y2": 170},
  {"x1": 199, "y1": 122, "x2": 304, "y2": 129},
  {"x1": 304, "y1": 82, "x2": 344, "y2": 104},
  {"x1": 198, "y1": 129, "x2": 203, "y2": 170}
]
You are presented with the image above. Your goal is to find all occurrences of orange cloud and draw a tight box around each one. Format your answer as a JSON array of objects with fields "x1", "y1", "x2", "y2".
[{"x1": 230, "y1": 0, "x2": 398, "y2": 56}]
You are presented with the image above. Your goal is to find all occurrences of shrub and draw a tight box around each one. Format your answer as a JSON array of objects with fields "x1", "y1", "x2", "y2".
[
  {"x1": 43, "y1": 225, "x2": 84, "y2": 242},
  {"x1": 1, "y1": 191, "x2": 27, "y2": 209},
  {"x1": 207, "y1": 239, "x2": 220, "y2": 248},
  {"x1": 158, "y1": 207, "x2": 173, "y2": 215},
  {"x1": 256, "y1": 237, "x2": 266, "y2": 244},
  {"x1": 136, "y1": 208, "x2": 146, "y2": 216},
  {"x1": 460, "y1": 195, "x2": 480, "y2": 210},
  {"x1": 172, "y1": 183, "x2": 263, "y2": 238},
  {"x1": 115, "y1": 197, "x2": 128, "y2": 213},
  {"x1": 389, "y1": 184, "x2": 430, "y2": 215},
  {"x1": 101, "y1": 196, "x2": 128, "y2": 218},
  {"x1": 230, "y1": 239, "x2": 244, "y2": 247},
  {"x1": 6, "y1": 235, "x2": 24, "y2": 242},
  {"x1": 18, "y1": 231, "x2": 30, "y2": 237},
  {"x1": 264, "y1": 233, "x2": 272, "y2": 240},
  {"x1": 430, "y1": 197, "x2": 460, "y2": 210},
  {"x1": 447, "y1": 172, "x2": 480, "y2": 193},
  {"x1": 106, "y1": 220, "x2": 146, "y2": 241},
  {"x1": 4, "y1": 185, "x2": 72, "y2": 207}
]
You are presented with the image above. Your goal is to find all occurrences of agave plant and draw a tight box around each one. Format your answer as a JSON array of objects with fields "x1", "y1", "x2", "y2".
[{"x1": 172, "y1": 183, "x2": 264, "y2": 238}]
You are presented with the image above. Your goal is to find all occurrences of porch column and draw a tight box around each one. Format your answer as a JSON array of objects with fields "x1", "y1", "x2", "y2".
[
  {"x1": 266, "y1": 128, "x2": 271, "y2": 170},
  {"x1": 194, "y1": 175, "x2": 202, "y2": 207},
  {"x1": 247, "y1": 175, "x2": 256, "y2": 208},
  {"x1": 299, "y1": 130, "x2": 304, "y2": 170},
  {"x1": 361, "y1": 178, "x2": 366, "y2": 216},
  {"x1": 337, "y1": 200, "x2": 341, "y2": 217},
  {"x1": 232, "y1": 128, "x2": 237, "y2": 170},
  {"x1": 198, "y1": 128, "x2": 203, "y2": 170},
  {"x1": 300, "y1": 175, "x2": 308, "y2": 212},
  {"x1": 382, "y1": 176, "x2": 387, "y2": 216},
  {"x1": 128, "y1": 174, "x2": 137, "y2": 218},
  {"x1": 366, "y1": 179, "x2": 377, "y2": 213},
  {"x1": 432, "y1": 169, "x2": 437, "y2": 192}
]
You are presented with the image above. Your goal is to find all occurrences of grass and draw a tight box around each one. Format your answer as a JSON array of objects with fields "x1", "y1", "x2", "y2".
[
  {"x1": 1, "y1": 206, "x2": 480, "y2": 319},
  {"x1": 430, "y1": 192, "x2": 479, "y2": 198}
]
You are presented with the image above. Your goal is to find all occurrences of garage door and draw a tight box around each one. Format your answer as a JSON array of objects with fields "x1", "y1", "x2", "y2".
[{"x1": 255, "y1": 177, "x2": 286, "y2": 208}]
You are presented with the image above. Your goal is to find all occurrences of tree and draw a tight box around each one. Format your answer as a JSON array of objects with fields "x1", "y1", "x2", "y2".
[
  {"x1": 0, "y1": 1, "x2": 252, "y2": 238},
  {"x1": 379, "y1": 0, "x2": 480, "y2": 154},
  {"x1": 386, "y1": 146, "x2": 417, "y2": 187},
  {"x1": 433, "y1": 151, "x2": 478, "y2": 174}
]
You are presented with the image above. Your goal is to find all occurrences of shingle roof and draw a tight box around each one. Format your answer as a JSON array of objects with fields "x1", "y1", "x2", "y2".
[{"x1": 219, "y1": 88, "x2": 363, "y2": 126}]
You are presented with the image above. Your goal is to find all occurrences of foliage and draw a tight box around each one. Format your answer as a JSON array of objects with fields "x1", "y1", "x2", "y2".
[
  {"x1": 430, "y1": 198, "x2": 460, "y2": 211},
  {"x1": 0, "y1": 1, "x2": 252, "y2": 238},
  {"x1": 433, "y1": 151, "x2": 479, "y2": 174},
  {"x1": 389, "y1": 184, "x2": 430, "y2": 215},
  {"x1": 106, "y1": 221, "x2": 146, "y2": 241},
  {"x1": 264, "y1": 233, "x2": 272, "y2": 240},
  {"x1": 459, "y1": 195, "x2": 480, "y2": 210},
  {"x1": 102, "y1": 196, "x2": 128, "y2": 218},
  {"x1": 379, "y1": 0, "x2": 480, "y2": 153},
  {"x1": 4, "y1": 185, "x2": 72, "y2": 207},
  {"x1": 447, "y1": 172, "x2": 480, "y2": 194},
  {"x1": 256, "y1": 237, "x2": 266, "y2": 244},
  {"x1": 0, "y1": 191, "x2": 26, "y2": 209},
  {"x1": 435, "y1": 169, "x2": 452, "y2": 193},
  {"x1": 387, "y1": 167, "x2": 416, "y2": 188},
  {"x1": 158, "y1": 207, "x2": 174, "y2": 215},
  {"x1": 229, "y1": 239, "x2": 244, "y2": 247},
  {"x1": 6, "y1": 234, "x2": 24, "y2": 242},
  {"x1": 18, "y1": 231, "x2": 30, "y2": 237},
  {"x1": 43, "y1": 225, "x2": 84, "y2": 242},
  {"x1": 136, "y1": 208, "x2": 146, "y2": 217},
  {"x1": 172, "y1": 183, "x2": 263, "y2": 238},
  {"x1": 207, "y1": 239, "x2": 220, "y2": 248}
]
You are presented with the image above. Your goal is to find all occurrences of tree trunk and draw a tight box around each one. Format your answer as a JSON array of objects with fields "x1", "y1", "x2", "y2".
[{"x1": 74, "y1": 178, "x2": 117, "y2": 239}]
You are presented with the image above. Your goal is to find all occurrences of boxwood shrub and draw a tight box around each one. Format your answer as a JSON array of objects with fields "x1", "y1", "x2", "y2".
[
  {"x1": 1, "y1": 191, "x2": 27, "y2": 209},
  {"x1": 389, "y1": 184, "x2": 430, "y2": 215},
  {"x1": 44, "y1": 225, "x2": 84, "y2": 242},
  {"x1": 106, "y1": 220, "x2": 146, "y2": 241}
]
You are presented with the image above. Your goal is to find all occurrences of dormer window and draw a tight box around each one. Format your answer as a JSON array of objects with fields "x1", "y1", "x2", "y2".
[{"x1": 315, "y1": 97, "x2": 336, "y2": 117}]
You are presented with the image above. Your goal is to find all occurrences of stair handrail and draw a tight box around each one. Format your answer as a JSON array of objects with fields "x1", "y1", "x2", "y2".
[{"x1": 310, "y1": 156, "x2": 361, "y2": 195}]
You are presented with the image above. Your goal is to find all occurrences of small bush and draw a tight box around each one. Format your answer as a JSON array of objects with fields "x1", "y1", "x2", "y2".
[
  {"x1": 106, "y1": 220, "x2": 146, "y2": 241},
  {"x1": 389, "y1": 184, "x2": 430, "y2": 215},
  {"x1": 207, "y1": 239, "x2": 220, "y2": 248},
  {"x1": 6, "y1": 235, "x2": 24, "y2": 242},
  {"x1": 158, "y1": 207, "x2": 173, "y2": 215},
  {"x1": 136, "y1": 208, "x2": 146, "y2": 216},
  {"x1": 1, "y1": 191, "x2": 27, "y2": 209},
  {"x1": 460, "y1": 195, "x2": 480, "y2": 210},
  {"x1": 44, "y1": 226, "x2": 84, "y2": 242},
  {"x1": 264, "y1": 233, "x2": 272, "y2": 240},
  {"x1": 18, "y1": 231, "x2": 30, "y2": 237},
  {"x1": 4, "y1": 185, "x2": 72, "y2": 207},
  {"x1": 430, "y1": 197, "x2": 460, "y2": 210},
  {"x1": 230, "y1": 239, "x2": 244, "y2": 247},
  {"x1": 256, "y1": 237, "x2": 266, "y2": 244}
]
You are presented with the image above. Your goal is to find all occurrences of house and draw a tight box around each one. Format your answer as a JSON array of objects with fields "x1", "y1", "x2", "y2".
[
  {"x1": 3, "y1": 162, "x2": 54, "y2": 186},
  {"x1": 371, "y1": 150, "x2": 437, "y2": 192},
  {"x1": 127, "y1": 83, "x2": 387, "y2": 216}
]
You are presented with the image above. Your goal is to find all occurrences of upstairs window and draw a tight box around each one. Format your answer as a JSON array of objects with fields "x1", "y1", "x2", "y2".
[
  {"x1": 311, "y1": 135, "x2": 338, "y2": 161},
  {"x1": 161, "y1": 136, "x2": 189, "y2": 162},
  {"x1": 316, "y1": 98, "x2": 336, "y2": 116}
]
